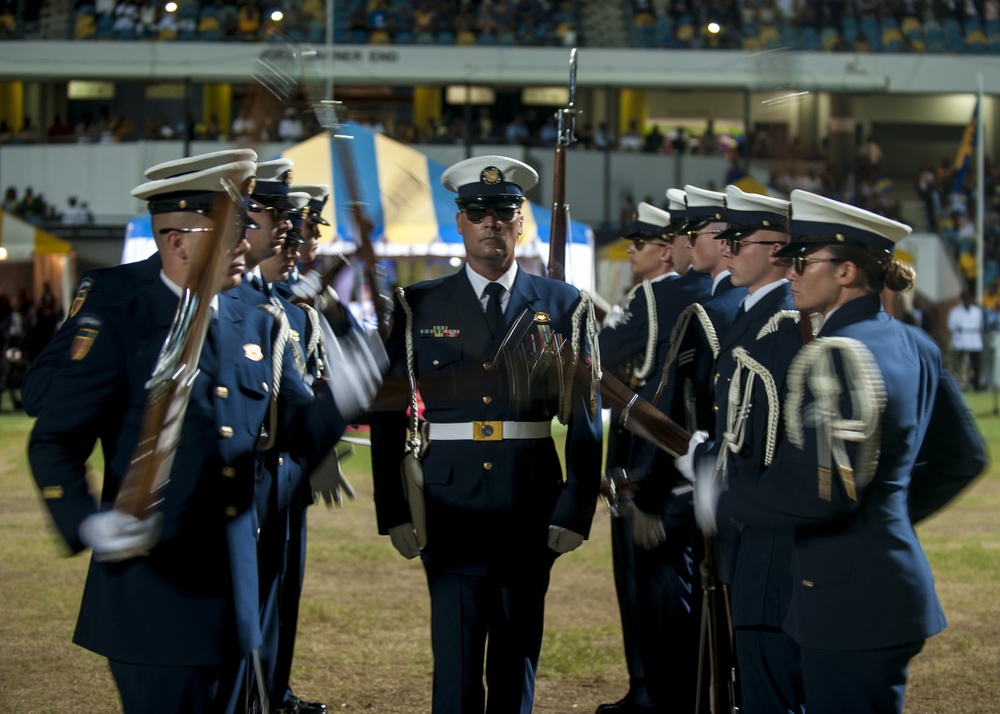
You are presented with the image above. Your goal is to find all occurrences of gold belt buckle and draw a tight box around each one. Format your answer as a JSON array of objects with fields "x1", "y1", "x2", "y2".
[{"x1": 472, "y1": 420, "x2": 503, "y2": 441}]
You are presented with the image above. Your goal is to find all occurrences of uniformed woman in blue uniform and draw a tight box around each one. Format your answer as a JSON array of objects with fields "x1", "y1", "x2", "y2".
[{"x1": 698, "y1": 189, "x2": 986, "y2": 714}]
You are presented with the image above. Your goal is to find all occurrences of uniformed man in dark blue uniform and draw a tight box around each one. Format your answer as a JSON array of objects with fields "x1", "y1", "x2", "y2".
[
  {"x1": 28, "y1": 151, "x2": 379, "y2": 714},
  {"x1": 370, "y1": 155, "x2": 603, "y2": 714},
  {"x1": 595, "y1": 200, "x2": 710, "y2": 714},
  {"x1": 258, "y1": 189, "x2": 343, "y2": 714},
  {"x1": 697, "y1": 189, "x2": 986, "y2": 714},
  {"x1": 28, "y1": 155, "x2": 297, "y2": 714},
  {"x1": 684, "y1": 185, "x2": 806, "y2": 713},
  {"x1": 22, "y1": 149, "x2": 258, "y2": 416},
  {"x1": 622, "y1": 185, "x2": 745, "y2": 713}
]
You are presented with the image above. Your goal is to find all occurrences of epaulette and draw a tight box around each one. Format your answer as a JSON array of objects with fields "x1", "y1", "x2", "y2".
[{"x1": 784, "y1": 336, "x2": 886, "y2": 502}]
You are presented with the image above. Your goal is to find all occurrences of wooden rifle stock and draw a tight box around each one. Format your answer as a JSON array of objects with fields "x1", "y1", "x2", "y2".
[
  {"x1": 322, "y1": 105, "x2": 393, "y2": 339},
  {"x1": 114, "y1": 184, "x2": 243, "y2": 519},
  {"x1": 598, "y1": 370, "x2": 691, "y2": 457}
]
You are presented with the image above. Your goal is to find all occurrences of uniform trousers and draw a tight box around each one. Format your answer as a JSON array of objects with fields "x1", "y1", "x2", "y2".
[
  {"x1": 632, "y1": 492, "x2": 701, "y2": 712},
  {"x1": 109, "y1": 658, "x2": 224, "y2": 714},
  {"x1": 733, "y1": 627, "x2": 804, "y2": 714},
  {"x1": 800, "y1": 640, "x2": 924, "y2": 714},
  {"x1": 424, "y1": 555, "x2": 556, "y2": 714},
  {"x1": 609, "y1": 510, "x2": 653, "y2": 707}
]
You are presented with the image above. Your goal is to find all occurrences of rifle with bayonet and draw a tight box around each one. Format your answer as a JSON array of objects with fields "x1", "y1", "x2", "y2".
[
  {"x1": 547, "y1": 47, "x2": 578, "y2": 282},
  {"x1": 114, "y1": 177, "x2": 247, "y2": 518}
]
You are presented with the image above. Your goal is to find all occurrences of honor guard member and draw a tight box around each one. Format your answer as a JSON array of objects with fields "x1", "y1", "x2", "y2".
[
  {"x1": 28, "y1": 154, "x2": 285, "y2": 713},
  {"x1": 257, "y1": 191, "x2": 341, "y2": 714},
  {"x1": 243, "y1": 157, "x2": 296, "y2": 297},
  {"x1": 683, "y1": 186, "x2": 806, "y2": 713},
  {"x1": 596, "y1": 201, "x2": 710, "y2": 714},
  {"x1": 625, "y1": 185, "x2": 745, "y2": 713},
  {"x1": 369, "y1": 155, "x2": 603, "y2": 714},
  {"x1": 288, "y1": 184, "x2": 332, "y2": 278},
  {"x1": 17, "y1": 150, "x2": 257, "y2": 414},
  {"x1": 697, "y1": 190, "x2": 986, "y2": 714}
]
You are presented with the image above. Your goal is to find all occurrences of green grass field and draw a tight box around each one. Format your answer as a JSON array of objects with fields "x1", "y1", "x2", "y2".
[{"x1": 1, "y1": 390, "x2": 998, "y2": 712}]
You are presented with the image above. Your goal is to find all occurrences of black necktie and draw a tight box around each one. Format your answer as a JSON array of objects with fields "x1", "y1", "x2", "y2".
[
  {"x1": 252, "y1": 273, "x2": 272, "y2": 298},
  {"x1": 483, "y1": 282, "x2": 505, "y2": 337}
]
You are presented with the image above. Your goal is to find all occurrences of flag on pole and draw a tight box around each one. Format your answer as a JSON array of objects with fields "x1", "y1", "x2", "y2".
[{"x1": 952, "y1": 98, "x2": 979, "y2": 192}]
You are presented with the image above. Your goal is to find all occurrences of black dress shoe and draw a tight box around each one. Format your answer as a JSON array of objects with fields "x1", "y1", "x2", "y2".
[
  {"x1": 279, "y1": 693, "x2": 328, "y2": 713},
  {"x1": 594, "y1": 695, "x2": 655, "y2": 714}
]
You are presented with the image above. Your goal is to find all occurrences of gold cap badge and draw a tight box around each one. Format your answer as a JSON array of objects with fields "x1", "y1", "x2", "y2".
[{"x1": 481, "y1": 167, "x2": 503, "y2": 185}]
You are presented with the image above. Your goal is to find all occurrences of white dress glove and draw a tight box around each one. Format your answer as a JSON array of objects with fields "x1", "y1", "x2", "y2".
[
  {"x1": 603, "y1": 304, "x2": 625, "y2": 329},
  {"x1": 547, "y1": 525, "x2": 585, "y2": 554},
  {"x1": 675, "y1": 430, "x2": 709, "y2": 483},
  {"x1": 321, "y1": 322, "x2": 388, "y2": 422},
  {"x1": 310, "y1": 445, "x2": 356, "y2": 508},
  {"x1": 79, "y1": 510, "x2": 164, "y2": 563},
  {"x1": 693, "y1": 459, "x2": 723, "y2": 536},
  {"x1": 388, "y1": 522, "x2": 422, "y2": 559},
  {"x1": 629, "y1": 503, "x2": 666, "y2": 550}
]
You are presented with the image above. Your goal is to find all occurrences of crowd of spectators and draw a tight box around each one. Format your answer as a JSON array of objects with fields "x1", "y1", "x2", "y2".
[
  {"x1": 2, "y1": 186, "x2": 95, "y2": 226},
  {"x1": 67, "y1": 0, "x2": 312, "y2": 42},
  {"x1": 338, "y1": 0, "x2": 578, "y2": 46},
  {"x1": 0, "y1": 283, "x2": 63, "y2": 411},
  {"x1": 631, "y1": 0, "x2": 1000, "y2": 52},
  {"x1": 0, "y1": 0, "x2": 976, "y2": 52}
]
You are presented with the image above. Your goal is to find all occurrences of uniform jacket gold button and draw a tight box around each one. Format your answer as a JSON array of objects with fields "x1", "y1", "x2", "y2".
[
  {"x1": 262, "y1": 382, "x2": 269, "y2": 392},
  {"x1": 222, "y1": 466, "x2": 236, "y2": 478},
  {"x1": 219, "y1": 426, "x2": 234, "y2": 438},
  {"x1": 278, "y1": 457, "x2": 284, "y2": 466},
  {"x1": 483, "y1": 395, "x2": 493, "y2": 404},
  {"x1": 713, "y1": 404, "x2": 719, "y2": 412},
  {"x1": 483, "y1": 361, "x2": 492, "y2": 371},
  {"x1": 225, "y1": 506, "x2": 237, "y2": 517},
  {"x1": 483, "y1": 462, "x2": 493, "y2": 470},
  {"x1": 432, "y1": 359, "x2": 440, "y2": 366},
  {"x1": 802, "y1": 580, "x2": 814, "y2": 588},
  {"x1": 215, "y1": 386, "x2": 229, "y2": 398}
]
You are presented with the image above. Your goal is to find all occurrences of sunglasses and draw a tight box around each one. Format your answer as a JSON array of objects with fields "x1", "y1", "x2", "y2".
[
  {"x1": 157, "y1": 226, "x2": 214, "y2": 235},
  {"x1": 631, "y1": 237, "x2": 671, "y2": 250},
  {"x1": 250, "y1": 205, "x2": 290, "y2": 222},
  {"x1": 789, "y1": 256, "x2": 845, "y2": 274},
  {"x1": 725, "y1": 236, "x2": 785, "y2": 255},
  {"x1": 462, "y1": 206, "x2": 519, "y2": 223},
  {"x1": 685, "y1": 228, "x2": 725, "y2": 245}
]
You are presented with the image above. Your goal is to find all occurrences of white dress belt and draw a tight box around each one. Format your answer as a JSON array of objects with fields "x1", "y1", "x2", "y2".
[{"x1": 427, "y1": 420, "x2": 552, "y2": 442}]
